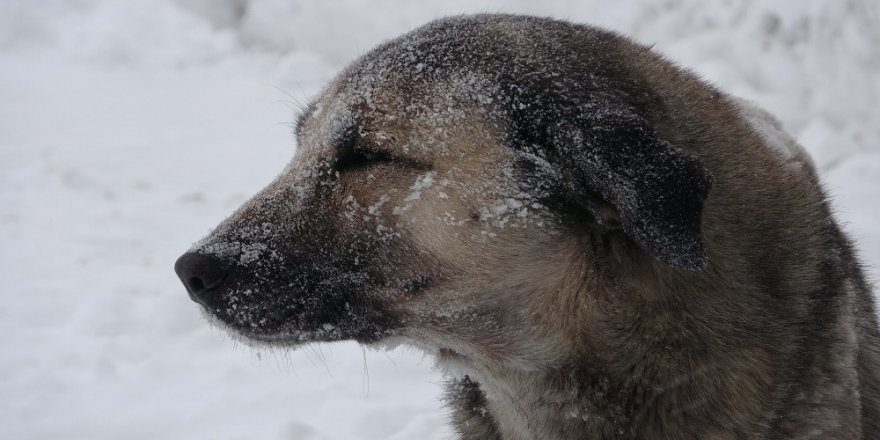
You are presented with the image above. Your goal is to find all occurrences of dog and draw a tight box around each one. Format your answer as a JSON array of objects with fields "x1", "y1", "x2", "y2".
[{"x1": 175, "y1": 14, "x2": 880, "y2": 439}]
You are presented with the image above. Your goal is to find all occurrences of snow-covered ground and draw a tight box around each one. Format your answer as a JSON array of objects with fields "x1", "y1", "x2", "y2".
[{"x1": 1, "y1": 1, "x2": 878, "y2": 439}]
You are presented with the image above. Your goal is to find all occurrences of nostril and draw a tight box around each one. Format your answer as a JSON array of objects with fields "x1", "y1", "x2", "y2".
[
  {"x1": 174, "y1": 252, "x2": 229, "y2": 306},
  {"x1": 188, "y1": 277, "x2": 206, "y2": 293}
]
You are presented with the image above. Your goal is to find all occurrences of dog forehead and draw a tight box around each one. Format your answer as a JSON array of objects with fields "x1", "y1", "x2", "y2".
[
  {"x1": 298, "y1": 74, "x2": 499, "y2": 163},
  {"x1": 301, "y1": 18, "x2": 523, "y2": 119},
  {"x1": 296, "y1": 14, "x2": 625, "y2": 163},
  {"x1": 300, "y1": 32, "x2": 522, "y2": 157}
]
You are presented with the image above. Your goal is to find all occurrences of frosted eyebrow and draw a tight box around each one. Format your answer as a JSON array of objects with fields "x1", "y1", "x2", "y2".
[{"x1": 328, "y1": 113, "x2": 358, "y2": 152}]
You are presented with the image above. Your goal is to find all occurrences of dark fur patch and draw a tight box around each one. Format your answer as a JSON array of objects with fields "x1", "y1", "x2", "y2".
[{"x1": 446, "y1": 376, "x2": 502, "y2": 440}]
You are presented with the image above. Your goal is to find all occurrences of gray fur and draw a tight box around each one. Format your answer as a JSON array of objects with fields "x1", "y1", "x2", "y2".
[{"x1": 178, "y1": 14, "x2": 880, "y2": 439}]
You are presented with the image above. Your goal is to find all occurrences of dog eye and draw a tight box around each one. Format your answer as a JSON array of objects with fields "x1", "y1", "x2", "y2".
[{"x1": 335, "y1": 148, "x2": 395, "y2": 171}]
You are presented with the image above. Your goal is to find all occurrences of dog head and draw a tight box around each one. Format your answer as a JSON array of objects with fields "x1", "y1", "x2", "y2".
[{"x1": 175, "y1": 15, "x2": 712, "y2": 369}]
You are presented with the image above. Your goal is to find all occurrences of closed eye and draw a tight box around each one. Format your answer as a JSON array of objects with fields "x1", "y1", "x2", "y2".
[{"x1": 335, "y1": 148, "x2": 396, "y2": 171}]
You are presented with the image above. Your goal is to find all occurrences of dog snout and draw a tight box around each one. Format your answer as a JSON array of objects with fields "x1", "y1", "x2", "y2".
[{"x1": 174, "y1": 252, "x2": 228, "y2": 307}]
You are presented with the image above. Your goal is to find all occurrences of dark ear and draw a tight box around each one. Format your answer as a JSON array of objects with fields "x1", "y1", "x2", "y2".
[{"x1": 552, "y1": 107, "x2": 713, "y2": 270}]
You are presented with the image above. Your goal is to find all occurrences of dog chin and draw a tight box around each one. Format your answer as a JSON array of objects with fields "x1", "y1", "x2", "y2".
[{"x1": 199, "y1": 308, "x2": 396, "y2": 348}]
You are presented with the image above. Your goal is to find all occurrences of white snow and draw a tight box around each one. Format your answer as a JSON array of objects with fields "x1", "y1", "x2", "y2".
[{"x1": 1, "y1": 1, "x2": 878, "y2": 439}]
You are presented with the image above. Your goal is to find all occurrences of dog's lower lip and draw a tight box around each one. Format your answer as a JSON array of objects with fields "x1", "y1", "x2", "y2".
[{"x1": 221, "y1": 323, "x2": 396, "y2": 346}]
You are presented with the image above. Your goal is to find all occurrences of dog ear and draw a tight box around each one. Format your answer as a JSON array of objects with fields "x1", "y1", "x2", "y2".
[{"x1": 551, "y1": 107, "x2": 713, "y2": 270}]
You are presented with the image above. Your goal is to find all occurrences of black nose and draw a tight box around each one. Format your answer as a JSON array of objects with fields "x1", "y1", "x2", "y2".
[{"x1": 174, "y1": 252, "x2": 228, "y2": 307}]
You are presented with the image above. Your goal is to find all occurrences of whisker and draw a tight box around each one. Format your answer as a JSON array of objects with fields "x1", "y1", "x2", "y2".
[{"x1": 361, "y1": 346, "x2": 371, "y2": 397}]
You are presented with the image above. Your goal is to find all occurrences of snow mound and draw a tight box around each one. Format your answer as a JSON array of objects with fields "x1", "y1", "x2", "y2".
[{"x1": 1, "y1": 2, "x2": 878, "y2": 439}]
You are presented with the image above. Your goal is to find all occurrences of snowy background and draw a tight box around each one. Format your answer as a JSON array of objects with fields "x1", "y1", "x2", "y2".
[{"x1": 1, "y1": 1, "x2": 878, "y2": 439}]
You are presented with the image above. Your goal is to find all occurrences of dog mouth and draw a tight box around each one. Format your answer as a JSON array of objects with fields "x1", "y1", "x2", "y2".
[
  {"x1": 189, "y1": 278, "x2": 404, "y2": 348},
  {"x1": 198, "y1": 289, "x2": 396, "y2": 345}
]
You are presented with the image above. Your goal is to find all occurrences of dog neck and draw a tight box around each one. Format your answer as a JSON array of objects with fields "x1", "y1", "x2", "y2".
[
  {"x1": 437, "y1": 267, "x2": 748, "y2": 440},
  {"x1": 446, "y1": 360, "x2": 650, "y2": 440}
]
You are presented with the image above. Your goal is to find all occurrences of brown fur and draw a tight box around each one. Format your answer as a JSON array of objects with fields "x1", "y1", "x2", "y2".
[{"x1": 176, "y1": 14, "x2": 880, "y2": 439}]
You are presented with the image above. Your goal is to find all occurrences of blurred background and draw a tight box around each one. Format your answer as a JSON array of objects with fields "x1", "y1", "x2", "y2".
[{"x1": 1, "y1": 1, "x2": 878, "y2": 439}]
